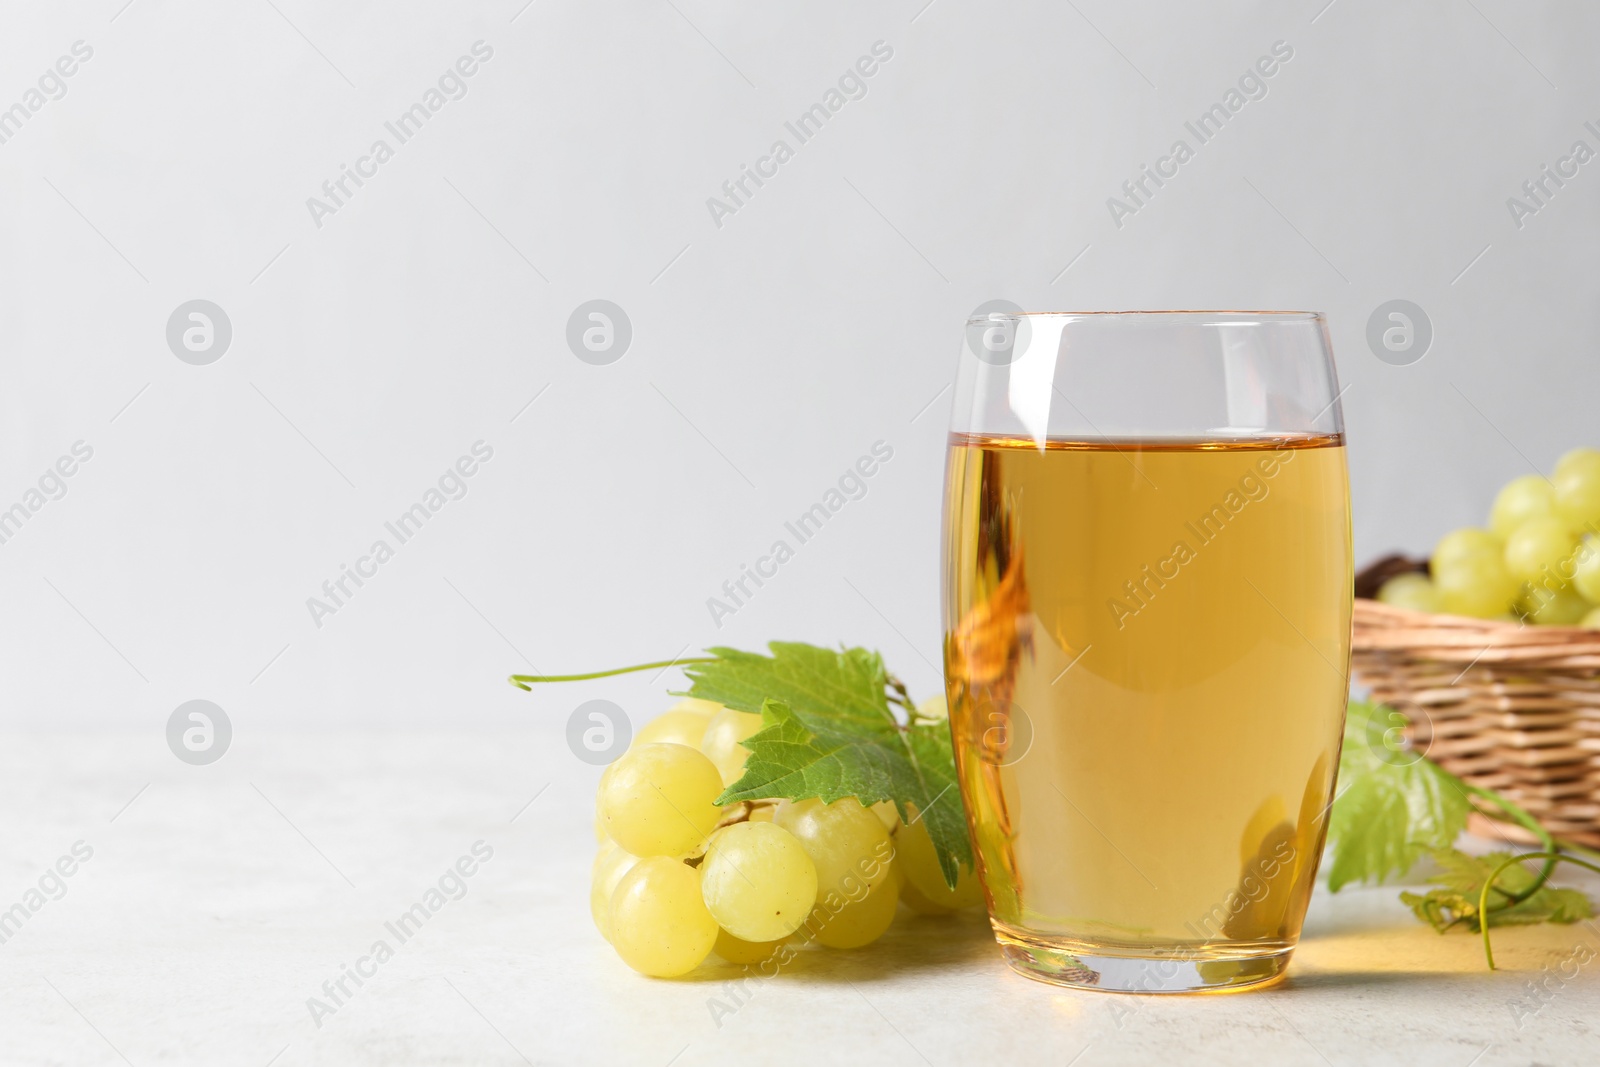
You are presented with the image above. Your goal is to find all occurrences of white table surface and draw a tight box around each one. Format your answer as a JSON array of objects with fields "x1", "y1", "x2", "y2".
[{"x1": 4, "y1": 732, "x2": 1597, "y2": 1067}]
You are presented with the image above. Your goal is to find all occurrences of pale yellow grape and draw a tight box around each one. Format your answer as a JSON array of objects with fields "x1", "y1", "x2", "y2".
[
  {"x1": 1504, "y1": 516, "x2": 1579, "y2": 584},
  {"x1": 1377, "y1": 573, "x2": 1442, "y2": 613},
  {"x1": 809, "y1": 863, "x2": 901, "y2": 949},
  {"x1": 1432, "y1": 528, "x2": 1502, "y2": 571},
  {"x1": 916, "y1": 695, "x2": 948, "y2": 720},
  {"x1": 747, "y1": 805, "x2": 775, "y2": 823},
  {"x1": 590, "y1": 843, "x2": 642, "y2": 942},
  {"x1": 711, "y1": 928, "x2": 785, "y2": 965},
  {"x1": 634, "y1": 709, "x2": 716, "y2": 750},
  {"x1": 598, "y1": 743, "x2": 723, "y2": 857},
  {"x1": 700, "y1": 708, "x2": 763, "y2": 786},
  {"x1": 1523, "y1": 585, "x2": 1592, "y2": 626},
  {"x1": 609, "y1": 857, "x2": 718, "y2": 977},
  {"x1": 897, "y1": 819, "x2": 984, "y2": 909},
  {"x1": 1574, "y1": 540, "x2": 1600, "y2": 602},
  {"x1": 1556, "y1": 454, "x2": 1600, "y2": 529},
  {"x1": 1491, "y1": 475, "x2": 1557, "y2": 538},
  {"x1": 775, "y1": 798, "x2": 894, "y2": 901},
  {"x1": 869, "y1": 800, "x2": 900, "y2": 831},
  {"x1": 899, "y1": 875, "x2": 954, "y2": 915},
  {"x1": 1433, "y1": 553, "x2": 1519, "y2": 618},
  {"x1": 670, "y1": 697, "x2": 724, "y2": 717},
  {"x1": 1582, "y1": 606, "x2": 1600, "y2": 629},
  {"x1": 1554, "y1": 448, "x2": 1600, "y2": 481},
  {"x1": 699, "y1": 822, "x2": 817, "y2": 942}
]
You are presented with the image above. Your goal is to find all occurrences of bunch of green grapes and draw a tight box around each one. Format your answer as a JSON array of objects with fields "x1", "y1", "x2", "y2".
[
  {"x1": 1378, "y1": 447, "x2": 1600, "y2": 627},
  {"x1": 589, "y1": 697, "x2": 982, "y2": 978}
]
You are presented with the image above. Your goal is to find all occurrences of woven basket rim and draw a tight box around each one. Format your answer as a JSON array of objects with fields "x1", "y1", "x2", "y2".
[{"x1": 1355, "y1": 597, "x2": 1600, "y2": 642}]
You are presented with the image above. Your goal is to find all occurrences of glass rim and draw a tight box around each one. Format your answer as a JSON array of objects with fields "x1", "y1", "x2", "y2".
[{"x1": 964, "y1": 309, "x2": 1324, "y2": 326}]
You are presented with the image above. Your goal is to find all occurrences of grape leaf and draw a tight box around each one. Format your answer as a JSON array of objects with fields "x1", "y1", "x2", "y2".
[
  {"x1": 1324, "y1": 700, "x2": 1472, "y2": 891},
  {"x1": 1400, "y1": 848, "x2": 1595, "y2": 932},
  {"x1": 682, "y1": 643, "x2": 972, "y2": 888}
]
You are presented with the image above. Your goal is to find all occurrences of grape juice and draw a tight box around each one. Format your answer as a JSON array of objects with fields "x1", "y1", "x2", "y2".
[{"x1": 942, "y1": 434, "x2": 1351, "y2": 970}]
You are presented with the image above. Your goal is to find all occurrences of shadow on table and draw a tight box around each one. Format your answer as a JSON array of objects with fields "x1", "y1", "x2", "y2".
[
  {"x1": 683, "y1": 909, "x2": 1000, "y2": 984},
  {"x1": 1280, "y1": 968, "x2": 1491, "y2": 993}
]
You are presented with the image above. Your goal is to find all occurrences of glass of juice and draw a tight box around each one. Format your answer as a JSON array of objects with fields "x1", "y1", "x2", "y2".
[{"x1": 942, "y1": 310, "x2": 1351, "y2": 993}]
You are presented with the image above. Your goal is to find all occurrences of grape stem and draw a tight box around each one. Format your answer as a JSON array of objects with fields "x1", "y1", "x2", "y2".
[
  {"x1": 508, "y1": 656, "x2": 717, "y2": 690},
  {"x1": 1457, "y1": 780, "x2": 1559, "y2": 908},
  {"x1": 713, "y1": 799, "x2": 775, "y2": 831},
  {"x1": 887, "y1": 671, "x2": 944, "y2": 724},
  {"x1": 885, "y1": 672, "x2": 917, "y2": 718},
  {"x1": 1478, "y1": 852, "x2": 1600, "y2": 969},
  {"x1": 1559, "y1": 838, "x2": 1600, "y2": 864}
]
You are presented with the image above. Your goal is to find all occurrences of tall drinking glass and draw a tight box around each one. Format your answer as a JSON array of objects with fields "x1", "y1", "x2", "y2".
[{"x1": 942, "y1": 311, "x2": 1351, "y2": 993}]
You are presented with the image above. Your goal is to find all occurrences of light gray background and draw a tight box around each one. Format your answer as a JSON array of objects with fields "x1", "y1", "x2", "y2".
[
  {"x1": 1, "y1": 0, "x2": 1594, "y2": 735},
  {"x1": 5, "y1": 5, "x2": 1600, "y2": 1066}
]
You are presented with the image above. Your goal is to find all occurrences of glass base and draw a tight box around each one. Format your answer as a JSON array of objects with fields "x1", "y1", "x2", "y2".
[{"x1": 992, "y1": 925, "x2": 1294, "y2": 994}]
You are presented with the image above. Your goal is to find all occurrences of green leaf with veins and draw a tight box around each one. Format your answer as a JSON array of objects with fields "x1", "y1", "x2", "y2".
[
  {"x1": 682, "y1": 643, "x2": 971, "y2": 888},
  {"x1": 1400, "y1": 848, "x2": 1595, "y2": 932},
  {"x1": 1324, "y1": 700, "x2": 1472, "y2": 891}
]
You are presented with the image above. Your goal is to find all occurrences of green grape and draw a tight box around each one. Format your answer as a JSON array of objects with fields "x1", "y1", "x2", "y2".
[
  {"x1": 671, "y1": 697, "x2": 725, "y2": 717},
  {"x1": 699, "y1": 708, "x2": 763, "y2": 786},
  {"x1": 808, "y1": 862, "x2": 901, "y2": 949},
  {"x1": 1490, "y1": 475, "x2": 1557, "y2": 538},
  {"x1": 1554, "y1": 447, "x2": 1600, "y2": 481},
  {"x1": 897, "y1": 819, "x2": 984, "y2": 909},
  {"x1": 1581, "y1": 606, "x2": 1600, "y2": 629},
  {"x1": 1503, "y1": 516, "x2": 1579, "y2": 584},
  {"x1": 1431, "y1": 527, "x2": 1502, "y2": 571},
  {"x1": 774, "y1": 798, "x2": 895, "y2": 902},
  {"x1": 1574, "y1": 539, "x2": 1600, "y2": 602},
  {"x1": 699, "y1": 822, "x2": 817, "y2": 942},
  {"x1": 1555, "y1": 453, "x2": 1600, "y2": 529},
  {"x1": 590, "y1": 842, "x2": 641, "y2": 942},
  {"x1": 1522, "y1": 585, "x2": 1591, "y2": 626},
  {"x1": 633, "y1": 709, "x2": 716, "y2": 750},
  {"x1": 869, "y1": 800, "x2": 900, "y2": 832},
  {"x1": 598, "y1": 743, "x2": 723, "y2": 857},
  {"x1": 899, "y1": 874, "x2": 954, "y2": 915},
  {"x1": 1432, "y1": 554, "x2": 1518, "y2": 618},
  {"x1": 609, "y1": 857, "x2": 718, "y2": 977},
  {"x1": 712, "y1": 927, "x2": 785, "y2": 965},
  {"x1": 1376, "y1": 573, "x2": 1442, "y2": 613}
]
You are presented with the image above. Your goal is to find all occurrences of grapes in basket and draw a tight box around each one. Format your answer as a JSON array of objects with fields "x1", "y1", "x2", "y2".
[{"x1": 1378, "y1": 448, "x2": 1600, "y2": 626}]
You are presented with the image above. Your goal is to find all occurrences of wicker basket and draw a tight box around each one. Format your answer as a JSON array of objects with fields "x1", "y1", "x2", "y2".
[{"x1": 1351, "y1": 557, "x2": 1600, "y2": 848}]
